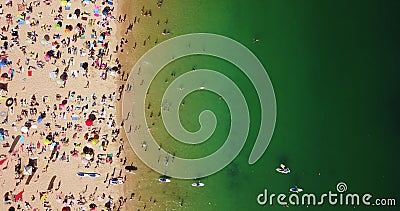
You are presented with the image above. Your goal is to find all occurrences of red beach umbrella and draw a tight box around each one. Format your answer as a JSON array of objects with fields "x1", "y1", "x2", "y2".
[
  {"x1": 85, "y1": 119, "x2": 93, "y2": 126},
  {"x1": 15, "y1": 189, "x2": 24, "y2": 201}
]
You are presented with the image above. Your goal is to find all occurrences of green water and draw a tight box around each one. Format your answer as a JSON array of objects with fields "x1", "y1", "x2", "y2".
[{"x1": 137, "y1": 0, "x2": 400, "y2": 210}]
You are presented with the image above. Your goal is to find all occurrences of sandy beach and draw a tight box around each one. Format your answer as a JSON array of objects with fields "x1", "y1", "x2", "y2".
[{"x1": 0, "y1": 0, "x2": 191, "y2": 210}]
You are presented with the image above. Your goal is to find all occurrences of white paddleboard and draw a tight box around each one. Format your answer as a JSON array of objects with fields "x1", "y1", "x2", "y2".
[
  {"x1": 276, "y1": 168, "x2": 291, "y2": 174},
  {"x1": 192, "y1": 182, "x2": 204, "y2": 187}
]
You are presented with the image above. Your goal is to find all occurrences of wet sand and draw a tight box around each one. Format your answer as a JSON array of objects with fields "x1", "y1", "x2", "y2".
[{"x1": 116, "y1": 0, "x2": 190, "y2": 210}]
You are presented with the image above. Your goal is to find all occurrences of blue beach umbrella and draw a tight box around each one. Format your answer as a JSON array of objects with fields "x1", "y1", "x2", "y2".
[
  {"x1": 49, "y1": 71, "x2": 56, "y2": 79},
  {"x1": 56, "y1": 79, "x2": 64, "y2": 85},
  {"x1": 17, "y1": 19, "x2": 25, "y2": 25},
  {"x1": 19, "y1": 135, "x2": 24, "y2": 143},
  {"x1": 38, "y1": 116, "x2": 43, "y2": 123},
  {"x1": 102, "y1": 7, "x2": 110, "y2": 15}
]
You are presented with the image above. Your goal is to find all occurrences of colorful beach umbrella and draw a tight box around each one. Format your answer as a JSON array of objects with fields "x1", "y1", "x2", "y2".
[
  {"x1": 61, "y1": 0, "x2": 68, "y2": 7},
  {"x1": 37, "y1": 116, "x2": 43, "y2": 123},
  {"x1": 56, "y1": 79, "x2": 63, "y2": 85},
  {"x1": 85, "y1": 119, "x2": 93, "y2": 126},
  {"x1": 91, "y1": 139, "x2": 98, "y2": 145},
  {"x1": 15, "y1": 190, "x2": 24, "y2": 201},
  {"x1": 49, "y1": 72, "x2": 56, "y2": 79},
  {"x1": 81, "y1": 157, "x2": 88, "y2": 164},
  {"x1": 17, "y1": 19, "x2": 24, "y2": 25},
  {"x1": 102, "y1": 6, "x2": 110, "y2": 15},
  {"x1": 23, "y1": 165, "x2": 33, "y2": 175},
  {"x1": 43, "y1": 139, "x2": 51, "y2": 145},
  {"x1": 21, "y1": 127, "x2": 28, "y2": 133},
  {"x1": 40, "y1": 193, "x2": 48, "y2": 201},
  {"x1": 19, "y1": 135, "x2": 24, "y2": 143}
]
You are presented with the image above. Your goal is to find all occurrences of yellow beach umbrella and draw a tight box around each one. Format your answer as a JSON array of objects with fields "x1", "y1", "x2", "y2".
[
  {"x1": 91, "y1": 139, "x2": 98, "y2": 145},
  {"x1": 60, "y1": 0, "x2": 67, "y2": 7},
  {"x1": 43, "y1": 139, "x2": 51, "y2": 145},
  {"x1": 40, "y1": 193, "x2": 48, "y2": 201}
]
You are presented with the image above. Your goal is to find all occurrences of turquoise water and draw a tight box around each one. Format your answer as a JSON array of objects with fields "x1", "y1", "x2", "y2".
[{"x1": 133, "y1": 0, "x2": 400, "y2": 210}]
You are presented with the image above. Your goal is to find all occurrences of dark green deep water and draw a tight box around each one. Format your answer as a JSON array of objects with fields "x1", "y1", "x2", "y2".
[{"x1": 143, "y1": 0, "x2": 400, "y2": 210}]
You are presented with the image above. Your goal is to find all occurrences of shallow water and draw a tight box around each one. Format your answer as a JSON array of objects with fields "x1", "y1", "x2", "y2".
[{"x1": 126, "y1": 0, "x2": 400, "y2": 210}]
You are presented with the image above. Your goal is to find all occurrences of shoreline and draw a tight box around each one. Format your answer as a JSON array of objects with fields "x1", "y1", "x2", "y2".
[
  {"x1": 115, "y1": 0, "x2": 191, "y2": 210},
  {"x1": 115, "y1": 0, "x2": 164, "y2": 210}
]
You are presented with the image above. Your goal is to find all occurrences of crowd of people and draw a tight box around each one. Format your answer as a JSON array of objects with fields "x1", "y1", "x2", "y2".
[
  {"x1": 0, "y1": 0, "x2": 176, "y2": 209},
  {"x1": 0, "y1": 0, "x2": 134, "y2": 210}
]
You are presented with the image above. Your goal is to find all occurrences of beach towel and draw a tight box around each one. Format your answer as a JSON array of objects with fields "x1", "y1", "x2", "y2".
[
  {"x1": 0, "y1": 83, "x2": 8, "y2": 91},
  {"x1": 17, "y1": 4, "x2": 24, "y2": 11},
  {"x1": 0, "y1": 158, "x2": 7, "y2": 165},
  {"x1": 94, "y1": 6, "x2": 100, "y2": 17}
]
